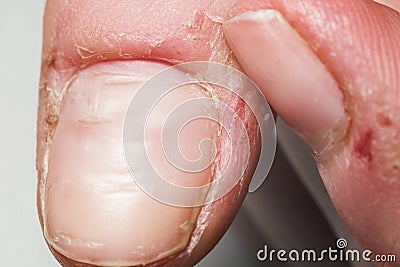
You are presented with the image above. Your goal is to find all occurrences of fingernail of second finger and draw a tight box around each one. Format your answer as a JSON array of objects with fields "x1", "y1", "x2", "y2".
[{"x1": 223, "y1": 10, "x2": 348, "y2": 153}]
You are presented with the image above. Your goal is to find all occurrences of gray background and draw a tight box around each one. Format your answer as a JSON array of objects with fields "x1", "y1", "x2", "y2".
[
  {"x1": 0, "y1": 1, "x2": 58, "y2": 266},
  {"x1": 0, "y1": 1, "x2": 367, "y2": 266}
]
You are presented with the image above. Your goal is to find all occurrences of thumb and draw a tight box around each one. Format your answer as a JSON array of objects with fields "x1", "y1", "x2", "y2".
[{"x1": 223, "y1": 0, "x2": 400, "y2": 263}]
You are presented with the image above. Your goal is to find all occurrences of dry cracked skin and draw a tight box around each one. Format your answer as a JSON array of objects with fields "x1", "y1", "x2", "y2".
[{"x1": 36, "y1": 0, "x2": 400, "y2": 266}]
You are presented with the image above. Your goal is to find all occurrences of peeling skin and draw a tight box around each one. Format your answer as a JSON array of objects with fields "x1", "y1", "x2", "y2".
[{"x1": 37, "y1": 1, "x2": 263, "y2": 266}]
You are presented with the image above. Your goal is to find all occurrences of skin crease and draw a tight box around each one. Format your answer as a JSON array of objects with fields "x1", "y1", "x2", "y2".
[{"x1": 37, "y1": 0, "x2": 399, "y2": 267}]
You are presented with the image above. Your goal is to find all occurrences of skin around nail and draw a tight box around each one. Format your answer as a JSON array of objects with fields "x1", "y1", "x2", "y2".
[{"x1": 37, "y1": 1, "x2": 261, "y2": 266}]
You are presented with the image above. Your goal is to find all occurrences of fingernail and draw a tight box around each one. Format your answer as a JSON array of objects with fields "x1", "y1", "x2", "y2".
[
  {"x1": 223, "y1": 10, "x2": 348, "y2": 153},
  {"x1": 43, "y1": 61, "x2": 213, "y2": 266}
]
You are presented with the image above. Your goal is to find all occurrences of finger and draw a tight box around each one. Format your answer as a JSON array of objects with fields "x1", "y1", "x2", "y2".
[
  {"x1": 37, "y1": 1, "x2": 263, "y2": 266},
  {"x1": 223, "y1": 0, "x2": 400, "y2": 264}
]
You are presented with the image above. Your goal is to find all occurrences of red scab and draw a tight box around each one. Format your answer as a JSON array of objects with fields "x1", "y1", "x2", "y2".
[{"x1": 353, "y1": 129, "x2": 373, "y2": 162}]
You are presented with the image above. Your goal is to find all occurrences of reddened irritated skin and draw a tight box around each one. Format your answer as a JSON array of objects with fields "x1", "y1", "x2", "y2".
[{"x1": 37, "y1": 0, "x2": 400, "y2": 266}]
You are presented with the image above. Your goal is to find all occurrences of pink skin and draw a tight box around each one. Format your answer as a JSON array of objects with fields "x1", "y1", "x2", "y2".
[{"x1": 37, "y1": 0, "x2": 400, "y2": 266}]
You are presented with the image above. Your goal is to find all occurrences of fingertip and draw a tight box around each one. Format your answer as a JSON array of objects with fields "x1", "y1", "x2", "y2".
[{"x1": 223, "y1": 9, "x2": 348, "y2": 154}]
